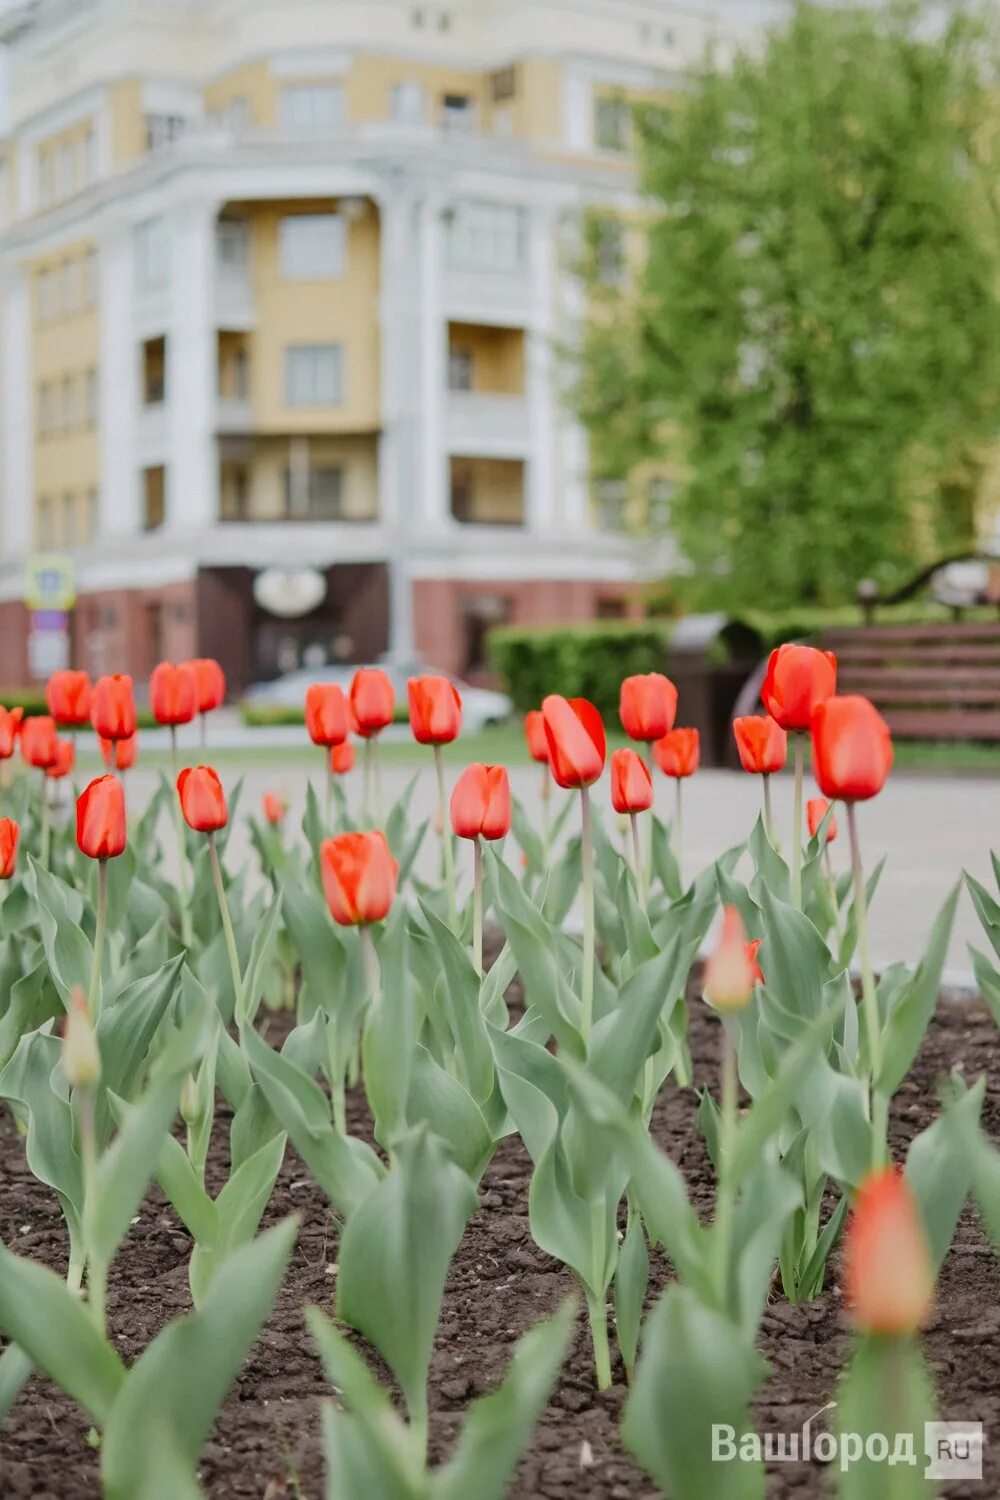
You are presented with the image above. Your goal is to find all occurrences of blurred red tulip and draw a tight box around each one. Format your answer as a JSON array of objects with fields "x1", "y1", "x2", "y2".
[
  {"x1": 610, "y1": 748, "x2": 653, "y2": 814},
  {"x1": 811, "y1": 695, "x2": 893, "y2": 802},
  {"x1": 0, "y1": 706, "x2": 23, "y2": 758},
  {"x1": 263, "y1": 793, "x2": 286, "y2": 824},
  {"x1": 21, "y1": 715, "x2": 58, "y2": 769},
  {"x1": 450, "y1": 763, "x2": 511, "y2": 840},
  {"x1": 541, "y1": 695, "x2": 606, "y2": 789},
  {"x1": 0, "y1": 818, "x2": 19, "y2": 879},
  {"x1": 846, "y1": 1167, "x2": 933, "y2": 1334},
  {"x1": 186, "y1": 658, "x2": 226, "y2": 714},
  {"x1": 91, "y1": 674, "x2": 136, "y2": 741},
  {"x1": 733, "y1": 715, "x2": 787, "y2": 775},
  {"x1": 619, "y1": 673, "x2": 678, "y2": 743},
  {"x1": 150, "y1": 662, "x2": 197, "y2": 727},
  {"x1": 349, "y1": 668, "x2": 395, "y2": 737},
  {"x1": 76, "y1": 775, "x2": 126, "y2": 859},
  {"x1": 177, "y1": 765, "x2": 228, "y2": 832},
  {"x1": 305, "y1": 683, "x2": 349, "y2": 747},
  {"x1": 524, "y1": 711, "x2": 549, "y2": 764},
  {"x1": 47, "y1": 739, "x2": 75, "y2": 780},
  {"x1": 320, "y1": 831, "x2": 398, "y2": 925},
  {"x1": 653, "y1": 727, "x2": 699, "y2": 779},
  {"x1": 408, "y1": 675, "x2": 462, "y2": 745},
  {"x1": 761, "y1": 644, "x2": 837, "y2": 733},
  {"x1": 330, "y1": 740, "x2": 355, "y2": 774},
  {"x1": 807, "y1": 796, "x2": 838, "y2": 843},
  {"x1": 46, "y1": 670, "x2": 91, "y2": 727},
  {"x1": 704, "y1": 905, "x2": 761, "y2": 1011},
  {"x1": 100, "y1": 734, "x2": 137, "y2": 771}
]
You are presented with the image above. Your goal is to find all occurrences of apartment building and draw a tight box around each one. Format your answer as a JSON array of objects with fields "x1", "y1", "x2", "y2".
[{"x1": 0, "y1": 0, "x2": 757, "y2": 691}]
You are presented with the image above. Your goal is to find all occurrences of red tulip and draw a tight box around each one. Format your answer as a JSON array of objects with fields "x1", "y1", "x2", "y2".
[
  {"x1": 704, "y1": 906, "x2": 761, "y2": 1011},
  {"x1": 807, "y1": 797, "x2": 838, "y2": 843},
  {"x1": 20, "y1": 715, "x2": 58, "y2": 769},
  {"x1": 177, "y1": 765, "x2": 228, "y2": 833},
  {"x1": 619, "y1": 673, "x2": 678, "y2": 743},
  {"x1": 761, "y1": 644, "x2": 837, "y2": 733},
  {"x1": 100, "y1": 734, "x2": 137, "y2": 771},
  {"x1": 846, "y1": 1167, "x2": 933, "y2": 1334},
  {"x1": 733, "y1": 715, "x2": 787, "y2": 775},
  {"x1": 610, "y1": 748, "x2": 653, "y2": 814},
  {"x1": 408, "y1": 675, "x2": 462, "y2": 746},
  {"x1": 186, "y1": 658, "x2": 226, "y2": 714},
  {"x1": 149, "y1": 662, "x2": 197, "y2": 727},
  {"x1": 91, "y1": 674, "x2": 136, "y2": 741},
  {"x1": 0, "y1": 818, "x2": 19, "y2": 879},
  {"x1": 330, "y1": 740, "x2": 356, "y2": 774},
  {"x1": 653, "y1": 727, "x2": 699, "y2": 779},
  {"x1": 811, "y1": 696, "x2": 893, "y2": 803},
  {"x1": 76, "y1": 775, "x2": 126, "y2": 859},
  {"x1": 305, "y1": 683, "x2": 349, "y2": 747},
  {"x1": 450, "y1": 763, "x2": 511, "y2": 840},
  {"x1": 263, "y1": 793, "x2": 286, "y2": 825},
  {"x1": 320, "y1": 831, "x2": 398, "y2": 925},
  {"x1": 46, "y1": 671, "x2": 91, "y2": 728},
  {"x1": 541, "y1": 695, "x2": 606, "y2": 789},
  {"x1": 0, "y1": 706, "x2": 23, "y2": 758},
  {"x1": 524, "y1": 711, "x2": 549, "y2": 764},
  {"x1": 46, "y1": 739, "x2": 75, "y2": 780},
  {"x1": 349, "y1": 668, "x2": 395, "y2": 738}
]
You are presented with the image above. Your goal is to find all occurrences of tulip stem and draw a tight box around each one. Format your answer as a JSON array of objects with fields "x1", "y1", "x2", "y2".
[
  {"x1": 76, "y1": 1088, "x2": 106, "y2": 1335},
  {"x1": 540, "y1": 767, "x2": 551, "y2": 853},
  {"x1": 847, "y1": 803, "x2": 886, "y2": 1165},
  {"x1": 208, "y1": 832, "x2": 245, "y2": 1025},
  {"x1": 39, "y1": 770, "x2": 50, "y2": 870},
  {"x1": 325, "y1": 758, "x2": 333, "y2": 830},
  {"x1": 762, "y1": 773, "x2": 774, "y2": 845},
  {"x1": 673, "y1": 779, "x2": 683, "y2": 884},
  {"x1": 714, "y1": 1018, "x2": 738, "y2": 1312},
  {"x1": 434, "y1": 745, "x2": 458, "y2": 927},
  {"x1": 473, "y1": 835, "x2": 484, "y2": 978},
  {"x1": 88, "y1": 859, "x2": 107, "y2": 1021},
  {"x1": 580, "y1": 785, "x2": 595, "y2": 1044},
  {"x1": 170, "y1": 727, "x2": 194, "y2": 950},
  {"x1": 629, "y1": 812, "x2": 647, "y2": 906},
  {"x1": 588, "y1": 1197, "x2": 612, "y2": 1391},
  {"x1": 791, "y1": 733, "x2": 804, "y2": 907}
]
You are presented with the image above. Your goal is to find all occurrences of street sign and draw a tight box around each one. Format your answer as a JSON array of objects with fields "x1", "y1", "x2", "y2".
[
  {"x1": 28, "y1": 629, "x2": 70, "y2": 679},
  {"x1": 24, "y1": 553, "x2": 75, "y2": 612}
]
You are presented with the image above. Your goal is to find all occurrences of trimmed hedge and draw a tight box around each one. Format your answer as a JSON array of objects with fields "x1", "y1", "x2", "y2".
[
  {"x1": 489, "y1": 622, "x2": 673, "y2": 716},
  {"x1": 240, "y1": 701, "x2": 410, "y2": 728},
  {"x1": 0, "y1": 687, "x2": 156, "y2": 729}
]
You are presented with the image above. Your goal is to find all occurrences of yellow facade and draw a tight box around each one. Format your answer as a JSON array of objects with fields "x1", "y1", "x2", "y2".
[{"x1": 109, "y1": 80, "x2": 146, "y2": 165}]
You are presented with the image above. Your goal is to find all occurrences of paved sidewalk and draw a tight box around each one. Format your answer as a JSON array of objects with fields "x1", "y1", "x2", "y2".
[{"x1": 110, "y1": 759, "x2": 993, "y2": 984}]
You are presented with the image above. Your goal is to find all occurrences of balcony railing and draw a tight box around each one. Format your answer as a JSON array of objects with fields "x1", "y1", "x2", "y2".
[{"x1": 445, "y1": 392, "x2": 529, "y2": 457}]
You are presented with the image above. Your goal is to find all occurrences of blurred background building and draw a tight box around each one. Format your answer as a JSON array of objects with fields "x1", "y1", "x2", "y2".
[{"x1": 0, "y1": 0, "x2": 758, "y2": 692}]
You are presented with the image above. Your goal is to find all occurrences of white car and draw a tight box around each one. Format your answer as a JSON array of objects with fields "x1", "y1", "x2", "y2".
[{"x1": 244, "y1": 659, "x2": 513, "y2": 734}]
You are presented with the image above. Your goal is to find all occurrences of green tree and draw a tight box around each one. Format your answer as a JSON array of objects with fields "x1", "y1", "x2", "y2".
[{"x1": 577, "y1": 1, "x2": 1000, "y2": 608}]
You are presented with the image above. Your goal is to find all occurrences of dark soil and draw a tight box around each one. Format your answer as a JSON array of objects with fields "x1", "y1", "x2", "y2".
[{"x1": 1, "y1": 950, "x2": 998, "y2": 1500}]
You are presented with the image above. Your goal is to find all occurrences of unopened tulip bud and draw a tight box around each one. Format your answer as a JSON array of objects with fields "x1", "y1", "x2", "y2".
[
  {"x1": 180, "y1": 1073, "x2": 200, "y2": 1125},
  {"x1": 846, "y1": 1167, "x2": 934, "y2": 1335},
  {"x1": 63, "y1": 988, "x2": 101, "y2": 1088},
  {"x1": 704, "y1": 906, "x2": 762, "y2": 1012}
]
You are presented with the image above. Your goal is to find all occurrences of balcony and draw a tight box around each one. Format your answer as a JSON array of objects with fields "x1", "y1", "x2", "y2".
[
  {"x1": 443, "y1": 266, "x2": 531, "y2": 327},
  {"x1": 450, "y1": 457, "x2": 525, "y2": 527},
  {"x1": 445, "y1": 392, "x2": 529, "y2": 459},
  {"x1": 216, "y1": 396, "x2": 254, "y2": 435}
]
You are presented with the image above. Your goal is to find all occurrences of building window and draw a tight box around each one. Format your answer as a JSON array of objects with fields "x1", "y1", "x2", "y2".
[
  {"x1": 38, "y1": 148, "x2": 54, "y2": 206},
  {"x1": 594, "y1": 95, "x2": 631, "y2": 153},
  {"x1": 38, "y1": 382, "x2": 53, "y2": 435},
  {"x1": 61, "y1": 375, "x2": 76, "y2": 431},
  {"x1": 142, "y1": 337, "x2": 167, "y2": 405},
  {"x1": 595, "y1": 220, "x2": 626, "y2": 288},
  {"x1": 278, "y1": 214, "x2": 345, "y2": 279},
  {"x1": 61, "y1": 493, "x2": 77, "y2": 548},
  {"x1": 595, "y1": 478, "x2": 629, "y2": 531},
  {"x1": 145, "y1": 113, "x2": 186, "y2": 152},
  {"x1": 82, "y1": 247, "x2": 98, "y2": 305},
  {"x1": 217, "y1": 218, "x2": 251, "y2": 272},
  {"x1": 85, "y1": 368, "x2": 98, "y2": 425},
  {"x1": 37, "y1": 496, "x2": 55, "y2": 548},
  {"x1": 284, "y1": 344, "x2": 344, "y2": 406},
  {"x1": 60, "y1": 259, "x2": 77, "y2": 316},
  {"x1": 143, "y1": 466, "x2": 166, "y2": 530},
  {"x1": 279, "y1": 83, "x2": 345, "y2": 133},
  {"x1": 441, "y1": 93, "x2": 475, "y2": 131},
  {"x1": 446, "y1": 201, "x2": 526, "y2": 273},
  {"x1": 58, "y1": 141, "x2": 74, "y2": 198},
  {"x1": 448, "y1": 347, "x2": 474, "y2": 392},
  {"x1": 82, "y1": 128, "x2": 97, "y2": 184},
  {"x1": 283, "y1": 464, "x2": 345, "y2": 520},
  {"x1": 135, "y1": 216, "x2": 169, "y2": 292},
  {"x1": 647, "y1": 477, "x2": 674, "y2": 530},
  {"x1": 38, "y1": 268, "x2": 57, "y2": 321},
  {"x1": 86, "y1": 486, "x2": 99, "y2": 540},
  {"x1": 390, "y1": 80, "x2": 425, "y2": 124},
  {"x1": 491, "y1": 67, "x2": 517, "y2": 103}
]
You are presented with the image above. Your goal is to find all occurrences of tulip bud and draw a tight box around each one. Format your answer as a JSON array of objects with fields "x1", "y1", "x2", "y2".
[
  {"x1": 704, "y1": 906, "x2": 762, "y2": 1012},
  {"x1": 619, "y1": 673, "x2": 678, "y2": 743},
  {"x1": 349, "y1": 668, "x2": 395, "y2": 738},
  {"x1": 63, "y1": 988, "x2": 101, "y2": 1088},
  {"x1": 541, "y1": 695, "x2": 606, "y2": 789},
  {"x1": 180, "y1": 1073, "x2": 201, "y2": 1125},
  {"x1": 407, "y1": 675, "x2": 462, "y2": 746},
  {"x1": 846, "y1": 1168, "x2": 934, "y2": 1335}
]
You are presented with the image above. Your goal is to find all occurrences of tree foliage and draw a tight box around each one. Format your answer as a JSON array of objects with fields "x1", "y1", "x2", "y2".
[{"x1": 576, "y1": 1, "x2": 1000, "y2": 608}]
